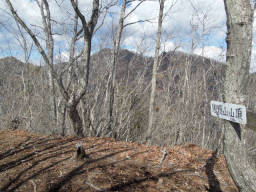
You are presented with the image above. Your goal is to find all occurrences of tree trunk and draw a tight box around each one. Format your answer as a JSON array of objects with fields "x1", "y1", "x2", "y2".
[
  {"x1": 61, "y1": 105, "x2": 66, "y2": 136},
  {"x1": 68, "y1": 106, "x2": 84, "y2": 137},
  {"x1": 48, "y1": 69, "x2": 58, "y2": 124},
  {"x1": 108, "y1": 0, "x2": 126, "y2": 136},
  {"x1": 146, "y1": 0, "x2": 165, "y2": 144},
  {"x1": 223, "y1": 0, "x2": 256, "y2": 191},
  {"x1": 37, "y1": 0, "x2": 58, "y2": 125}
]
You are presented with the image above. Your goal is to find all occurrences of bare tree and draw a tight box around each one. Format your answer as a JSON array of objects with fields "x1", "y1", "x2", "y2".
[
  {"x1": 107, "y1": 0, "x2": 147, "y2": 137},
  {"x1": 5, "y1": 0, "x2": 68, "y2": 133},
  {"x1": 66, "y1": 0, "x2": 100, "y2": 136},
  {"x1": 5, "y1": 0, "x2": 100, "y2": 136},
  {"x1": 108, "y1": 0, "x2": 127, "y2": 136},
  {"x1": 12, "y1": 21, "x2": 34, "y2": 130},
  {"x1": 223, "y1": 0, "x2": 256, "y2": 191},
  {"x1": 146, "y1": 0, "x2": 165, "y2": 144},
  {"x1": 36, "y1": 0, "x2": 57, "y2": 125}
]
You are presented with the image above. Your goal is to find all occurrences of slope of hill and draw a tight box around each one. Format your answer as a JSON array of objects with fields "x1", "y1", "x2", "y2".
[
  {"x1": 0, "y1": 130, "x2": 238, "y2": 192},
  {"x1": 0, "y1": 52, "x2": 255, "y2": 147}
]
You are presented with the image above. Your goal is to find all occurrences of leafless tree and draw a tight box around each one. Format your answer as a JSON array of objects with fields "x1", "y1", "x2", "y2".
[
  {"x1": 5, "y1": 0, "x2": 101, "y2": 136},
  {"x1": 108, "y1": 0, "x2": 127, "y2": 137},
  {"x1": 223, "y1": 0, "x2": 256, "y2": 191},
  {"x1": 36, "y1": 0, "x2": 58, "y2": 125},
  {"x1": 146, "y1": 0, "x2": 165, "y2": 144},
  {"x1": 108, "y1": 0, "x2": 146, "y2": 136}
]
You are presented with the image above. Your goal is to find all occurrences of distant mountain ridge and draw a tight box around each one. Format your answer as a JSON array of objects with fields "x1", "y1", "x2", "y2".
[
  {"x1": 0, "y1": 50, "x2": 255, "y2": 147},
  {"x1": 90, "y1": 48, "x2": 227, "y2": 83},
  {"x1": 1, "y1": 50, "x2": 255, "y2": 89}
]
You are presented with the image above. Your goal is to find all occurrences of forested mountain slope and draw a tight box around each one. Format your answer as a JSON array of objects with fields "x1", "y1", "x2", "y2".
[{"x1": 0, "y1": 50, "x2": 255, "y2": 150}]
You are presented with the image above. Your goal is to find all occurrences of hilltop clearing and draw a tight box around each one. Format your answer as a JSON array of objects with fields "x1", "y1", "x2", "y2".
[{"x1": 0, "y1": 130, "x2": 237, "y2": 192}]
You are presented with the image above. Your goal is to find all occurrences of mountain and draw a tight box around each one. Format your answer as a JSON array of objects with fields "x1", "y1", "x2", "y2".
[
  {"x1": 90, "y1": 48, "x2": 227, "y2": 101},
  {"x1": 92, "y1": 48, "x2": 256, "y2": 101},
  {"x1": 91, "y1": 48, "x2": 227, "y2": 83},
  {"x1": 0, "y1": 51, "x2": 255, "y2": 148}
]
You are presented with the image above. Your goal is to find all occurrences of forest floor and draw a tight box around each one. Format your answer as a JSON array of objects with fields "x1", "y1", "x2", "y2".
[{"x1": 0, "y1": 129, "x2": 238, "y2": 192}]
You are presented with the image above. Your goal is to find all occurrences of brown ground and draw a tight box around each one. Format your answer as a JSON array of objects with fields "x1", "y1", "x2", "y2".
[{"x1": 0, "y1": 130, "x2": 238, "y2": 192}]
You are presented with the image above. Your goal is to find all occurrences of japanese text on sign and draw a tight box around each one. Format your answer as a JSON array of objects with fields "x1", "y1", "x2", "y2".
[{"x1": 210, "y1": 100, "x2": 247, "y2": 124}]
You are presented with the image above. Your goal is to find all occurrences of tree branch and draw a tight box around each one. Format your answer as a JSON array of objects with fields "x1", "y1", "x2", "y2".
[
  {"x1": 5, "y1": 0, "x2": 50, "y2": 68},
  {"x1": 70, "y1": 0, "x2": 90, "y2": 37},
  {"x1": 94, "y1": 6, "x2": 108, "y2": 34},
  {"x1": 88, "y1": 0, "x2": 100, "y2": 34},
  {"x1": 123, "y1": 19, "x2": 153, "y2": 28},
  {"x1": 124, "y1": 0, "x2": 146, "y2": 20},
  {"x1": 94, "y1": 0, "x2": 118, "y2": 34}
]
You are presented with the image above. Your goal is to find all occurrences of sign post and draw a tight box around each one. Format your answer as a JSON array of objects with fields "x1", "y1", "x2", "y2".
[{"x1": 210, "y1": 100, "x2": 247, "y2": 124}]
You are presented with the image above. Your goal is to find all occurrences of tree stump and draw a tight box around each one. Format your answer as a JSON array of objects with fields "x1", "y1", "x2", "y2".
[{"x1": 74, "y1": 142, "x2": 89, "y2": 161}]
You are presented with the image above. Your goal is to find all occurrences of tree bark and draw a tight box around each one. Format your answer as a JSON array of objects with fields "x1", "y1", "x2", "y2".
[
  {"x1": 146, "y1": 0, "x2": 165, "y2": 144},
  {"x1": 223, "y1": 0, "x2": 256, "y2": 191},
  {"x1": 35, "y1": 0, "x2": 58, "y2": 124},
  {"x1": 108, "y1": 0, "x2": 127, "y2": 136},
  {"x1": 69, "y1": 0, "x2": 99, "y2": 136},
  {"x1": 68, "y1": 107, "x2": 84, "y2": 137}
]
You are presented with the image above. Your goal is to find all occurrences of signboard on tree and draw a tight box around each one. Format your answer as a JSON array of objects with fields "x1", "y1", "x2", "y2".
[{"x1": 210, "y1": 100, "x2": 247, "y2": 124}]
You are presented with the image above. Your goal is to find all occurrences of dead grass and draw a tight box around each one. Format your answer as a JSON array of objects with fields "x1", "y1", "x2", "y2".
[{"x1": 0, "y1": 130, "x2": 237, "y2": 192}]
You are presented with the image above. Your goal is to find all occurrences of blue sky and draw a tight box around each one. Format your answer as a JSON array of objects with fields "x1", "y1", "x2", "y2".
[{"x1": 0, "y1": 0, "x2": 255, "y2": 72}]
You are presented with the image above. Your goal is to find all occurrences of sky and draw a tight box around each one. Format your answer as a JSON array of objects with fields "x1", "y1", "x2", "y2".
[{"x1": 0, "y1": 0, "x2": 255, "y2": 72}]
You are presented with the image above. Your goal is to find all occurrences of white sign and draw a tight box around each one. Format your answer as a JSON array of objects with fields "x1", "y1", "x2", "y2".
[{"x1": 210, "y1": 100, "x2": 247, "y2": 124}]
